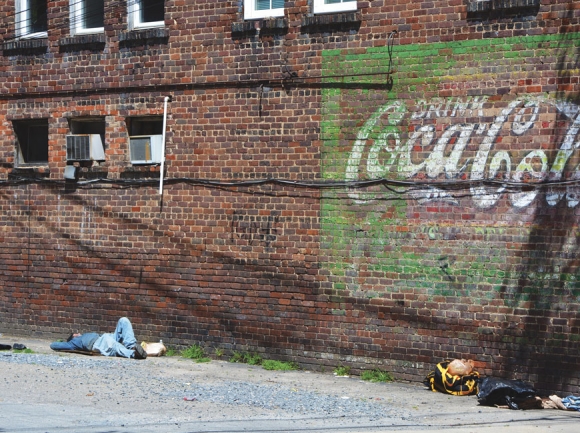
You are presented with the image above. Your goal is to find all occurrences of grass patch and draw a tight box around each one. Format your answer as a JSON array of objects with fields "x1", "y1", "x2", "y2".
[
  {"x1": 334, "y1": 365, "x2": 351, "y2": 376},
  {"x1": 361, "y1": 369, "x2": 394, "y2": 383},
  {"x1": 13, "y1": 348, "x2": 33, "y2": 354},
  {"x1": 215, "y1": 348, "x2": 224, "y2": 358},
  {"x1": 243, "y1": 353, "x2": 263, "y2": 366},
  {"x1": 262, "y1": 360, "x2": 299, "y2": 371},
  {"x1": 181, "y1": 345, "x2": 211, "y2": 363},
  {"x1": 229, "y1": 351, "x2": 263, "y2": 365},
  {"x1": 228, "y1": 352, "x2": 297, "y2": 371},
  {"x1": 165, "y1": 347, "x2": 178, "y2": 357},
  {"x1": 229, "y1": 351, "x2": 244, "y2": 363}
]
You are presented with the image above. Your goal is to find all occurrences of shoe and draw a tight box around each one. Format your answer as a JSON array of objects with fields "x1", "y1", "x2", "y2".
[{"x1": 133, "y1": 343, "x2": 147, "y2": 360}]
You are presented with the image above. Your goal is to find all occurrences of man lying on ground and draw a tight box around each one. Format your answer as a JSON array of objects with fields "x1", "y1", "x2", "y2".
[{"x1": 50, "y1": 317, "x2": 147, "y2": 359}]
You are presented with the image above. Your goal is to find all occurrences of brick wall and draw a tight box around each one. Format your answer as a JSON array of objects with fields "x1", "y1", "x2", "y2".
[{"x1": 1, "y1": 1, "x2": 580, "y2": 393}]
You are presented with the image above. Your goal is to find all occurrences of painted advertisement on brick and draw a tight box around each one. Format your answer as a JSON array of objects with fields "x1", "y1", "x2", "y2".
[
  {"x1": 320, "y1": 34, "x2": 580, "y2": 309},
  {"x1": 345, "y1": 96, "x2": 580, "y2": 209}
]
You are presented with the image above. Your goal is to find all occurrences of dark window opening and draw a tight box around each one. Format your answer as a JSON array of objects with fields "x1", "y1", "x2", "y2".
[
  {"x1": 128, "y1": 117, "x2": 163, "y2": 136},
  {"x1": 69, "y1": 118, "x2": 106, "y2": 146},
  {"x1": 84, "y1": 0, "x2": 104, "y2": 29},
  {"x1": 30, "y1": 0, "x2": 48, "y2": 34},
  {"x1": 69, "y1": 118, "x2": 105, "y2": 135},
  {"x1": 142, "y1": 0, "x2": 165, "y2": 23},
  {"x1": 13, "y1": 119, "x2": 49, "y2": 165}
]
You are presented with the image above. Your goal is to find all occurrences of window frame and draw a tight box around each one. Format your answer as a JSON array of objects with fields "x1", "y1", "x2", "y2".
[
  {"x1": 313, "y1": 0, "x2": 357, "y2": 15},
  {"x1": 70, "y1": 0, "x2": 104, "y2": 36},
  {"x1": 15, "y1": 0, "x2": 48, "y2": 39},
  {"x1": 127, "y1": 116, "x2": 164, "y2": 165},
  {"x1": 244, "y1": 0, "x2": 285, "y2": 21},
  {"x1": 69, "y1": 117, "x2": 106, "y2": 139},
  {"x1": 128, "y1": 116, "x2": 164, "y2": 137},
  {"x1": 128, "y1": 0, "x2": 165, "y2": 30},
  {"x1": 13, "y1": 119, "x2": 49, "y2": 166}
]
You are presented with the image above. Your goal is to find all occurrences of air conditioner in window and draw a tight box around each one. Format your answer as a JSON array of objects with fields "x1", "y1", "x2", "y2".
[
  {"x1": 66, "y1": 134, "x2": 105, "y2": 161},
  {"x1": 129, "y1": 135, "x2": 163, "y2": 164}
]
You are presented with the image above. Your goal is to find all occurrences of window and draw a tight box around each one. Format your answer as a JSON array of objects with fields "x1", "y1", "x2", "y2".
[
  {"x1": 69, "y1": 118, "x2": 105, "y2": 138},
  {"x1": 313, "y1": 0, "x2": 357, "y2": 14},
  {"x1": 129, "y1": 0, "x2": 165, "y2": 30},
  {"x1": 128, "y1": 117, "x2": 164, "y2": 136},
  {"x1": 66, "y1": 118, "x2": 106, "y2": 162},
  {"x1": 16, "y1": 0, "x2": 48, "y2": 39},
  {"x1": 244, "y1": 0, "x2": 285, "y2": 20},
  {"x1": 127, "y1": 117, "x2": 164, "y2": 164},
  {"x1": 70, "y1": 0, "x2": 104, "y2": 35},
  {"x1": 13, "y1": 119, "x2": 49, "y2": 165}
]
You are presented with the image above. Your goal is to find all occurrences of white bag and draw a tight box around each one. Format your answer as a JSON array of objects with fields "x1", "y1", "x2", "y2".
[{"x1": 141, "y1": 342, "x2": 167, "y2": 357}]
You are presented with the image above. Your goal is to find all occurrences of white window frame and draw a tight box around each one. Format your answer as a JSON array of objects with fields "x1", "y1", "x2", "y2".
[
  {"x1": 244, "y1": 0, "x2": 285, "y2": 21},
  {"x1": 313, "y1": 0, "x2": 357, "y2": 15},
  {"x1": 128, "y1": 0, "x2": 165, "y2": 30},
  {"x1": 70, "y1": 0, "x2": 104, "y2": 36},
  {"x1": 16, "y1": 0, "x2": 48, "y2": 39}
]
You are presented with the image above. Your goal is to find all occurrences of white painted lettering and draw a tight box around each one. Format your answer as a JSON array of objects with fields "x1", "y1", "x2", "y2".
[{"x1": 346, "y1": 96, "x2": 580, "y2": 208}]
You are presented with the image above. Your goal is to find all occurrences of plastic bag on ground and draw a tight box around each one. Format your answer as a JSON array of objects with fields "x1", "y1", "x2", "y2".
[{"x1": 477, "y1": 377, "x2": 537, "y2": 409}]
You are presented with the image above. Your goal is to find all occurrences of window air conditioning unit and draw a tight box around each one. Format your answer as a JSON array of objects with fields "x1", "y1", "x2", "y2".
[
  {"x1": 66, "y1": 134, "x2": 105, "y2": 161},
  {"x1": 129, "y1": 135, "x2": 163, "y2": 164}
]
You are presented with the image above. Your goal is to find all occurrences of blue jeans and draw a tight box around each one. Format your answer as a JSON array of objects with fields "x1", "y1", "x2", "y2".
[
  {"x1": 93, "y1": 317, "x2": 137, "y2": 358},
  {"x1": 50, "y1": 332, "x2": 100, "y2": 352},
  {"x1": 50, "y1": 317, "x2": 138, "y2": 358}
]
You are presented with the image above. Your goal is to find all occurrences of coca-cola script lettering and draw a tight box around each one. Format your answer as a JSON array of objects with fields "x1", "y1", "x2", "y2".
[{"x1": 345, "y1": 96, "x2": 580, "y2": 208}]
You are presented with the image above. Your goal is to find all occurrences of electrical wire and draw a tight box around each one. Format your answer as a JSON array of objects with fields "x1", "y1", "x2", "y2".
[
  {"x1": 0, "y1": 70, "x2": 393, "y2": 102},
  {"x1": 3, "y1": 174, "x2": 580, "y2": 195}
]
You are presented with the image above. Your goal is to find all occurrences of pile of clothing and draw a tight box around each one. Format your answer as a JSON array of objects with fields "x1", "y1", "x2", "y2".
[
  {"x1": 425, "y1": 359, "x2": 580, "y2": 411},
  {"x1": 477, "y1": 377, "x2": 580, "y2": 411}
]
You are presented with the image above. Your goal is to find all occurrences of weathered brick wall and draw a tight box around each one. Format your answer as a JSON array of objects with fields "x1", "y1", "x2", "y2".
[{"x1": 1, "y1": 1, "x2": 580, "y2": 393}]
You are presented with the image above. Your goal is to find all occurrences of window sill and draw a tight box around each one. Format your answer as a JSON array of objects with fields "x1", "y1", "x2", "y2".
[
  {"x1": 467, "y1": 0, "x2": 541, "y2": 14},
  {"x1": 131, "y1": 21, "x2": 165, "y2": 31},
  {"x1": 1, "y1": 38, "x2": 48, "y2": 56},
  {"x1": 119, "y1": 28, "x2": 169, "y2": 48},
  {"x1": 9, "y1": 167, "x2": 50, "y2": 179},
  {"x1": 76, "y1": 166, "x2": 109, "y2": 180},
  {"x1": 243, "y1": 7, "x2": 285, "y2": 21},
  {"x1": 120, "y1": 166, "x2": 161, "y2": 180},
  {"x1": 59, "y1": 34, "x2": 106, "y2": 52},
  {"x1": 232, "y1": 18, "x2": 288, "y2": 37},
  {"x1": 301, "y1": 12, "x2": 361, "y2": 32},
  {"x1": 313, "y1": 5, "x2": 358, "y2": 15}
]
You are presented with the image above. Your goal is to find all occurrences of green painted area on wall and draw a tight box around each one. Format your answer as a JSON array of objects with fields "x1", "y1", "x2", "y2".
[
  {"x1": 323, "y1": 32, "x2": 580, "y2": 87},
  {"x1": 320, "y1": 31, "x2": 580, "y2": 305}
]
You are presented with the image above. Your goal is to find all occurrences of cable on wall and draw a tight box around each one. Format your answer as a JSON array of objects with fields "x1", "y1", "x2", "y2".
[{"x1": 2, "y1": 174, "x2": 580, "y2": 194}]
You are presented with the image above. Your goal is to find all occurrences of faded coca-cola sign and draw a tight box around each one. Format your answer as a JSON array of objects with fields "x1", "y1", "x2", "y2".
[{"x1": 346, "y1": 96, "x2": 580, "y2": 208}]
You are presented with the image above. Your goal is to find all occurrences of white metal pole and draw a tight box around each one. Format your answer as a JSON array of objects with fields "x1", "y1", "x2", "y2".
[{"x1": 159, "y1": 96, "x2": 170, "y2": 195}]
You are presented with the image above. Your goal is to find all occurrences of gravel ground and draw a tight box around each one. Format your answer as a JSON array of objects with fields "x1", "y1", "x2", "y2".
[
  {"x1": 0, "y1": 350, "x2": 412, "y2": 427},
  {"x1": 1, "y1": 336, "x2": 580, "y2": 433}
]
